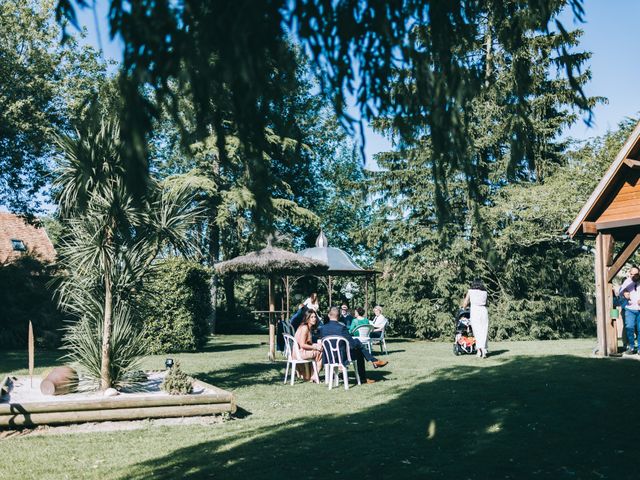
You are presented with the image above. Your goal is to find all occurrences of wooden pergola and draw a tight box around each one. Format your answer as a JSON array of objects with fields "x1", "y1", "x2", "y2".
[{"x1": 568, "y1": 121, "x2": 640, "y2": 356}]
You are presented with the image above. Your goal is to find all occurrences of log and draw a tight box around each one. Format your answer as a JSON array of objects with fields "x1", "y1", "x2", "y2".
[
  {"x1": 0, "y1": 403, "x2": 234, "y2": 427},
  {"x1": 40, "y1": 367, "x2": 79, "y2": 396},
  {"x1": 0, "y1": 391, "x2": 233, "y2": 415}
]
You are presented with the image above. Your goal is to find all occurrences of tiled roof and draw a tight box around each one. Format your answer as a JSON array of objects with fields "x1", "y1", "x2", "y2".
[{"x1": 0, "y1": 212, "x2": 56, "y2": 264}]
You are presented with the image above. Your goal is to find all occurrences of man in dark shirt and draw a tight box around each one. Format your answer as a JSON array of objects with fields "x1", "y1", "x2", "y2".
[
  {"x1": 339, "y1": 303, "x2": 354, "y2": 329},
  {"x1": 320, "y1": 307, "x2": 388, "y2": 384}
]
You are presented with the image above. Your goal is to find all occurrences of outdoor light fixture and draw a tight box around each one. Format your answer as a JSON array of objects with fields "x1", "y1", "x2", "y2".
[{"x1": 165, "y1": 358, "x2": 174, "y2": 370}]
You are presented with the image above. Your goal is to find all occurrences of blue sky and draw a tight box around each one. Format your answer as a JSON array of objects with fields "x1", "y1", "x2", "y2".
[{"x1": 76, "y1": 1, "x2": 640, "y2": 167}]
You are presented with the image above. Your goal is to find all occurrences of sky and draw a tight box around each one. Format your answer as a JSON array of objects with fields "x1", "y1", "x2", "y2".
[{"x1": 76, "y1": 1, "x2": 640, "y2": 168}]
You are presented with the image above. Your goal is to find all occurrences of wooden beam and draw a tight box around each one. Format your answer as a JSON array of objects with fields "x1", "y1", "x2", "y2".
[
  {"x1": 623, "y1": 158, "x2": 640, "y2": 168},
  {"x1": 582, "y1": 222, "x2": 598, "y2": 234},
  {"x1": 607, "y1": 233, "x2": 640, "y2": 283}
]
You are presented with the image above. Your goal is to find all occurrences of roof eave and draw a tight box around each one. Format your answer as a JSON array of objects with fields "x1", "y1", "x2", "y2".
[{"x1": 568, "y1": 121, "x2": 640, "y2": 238}]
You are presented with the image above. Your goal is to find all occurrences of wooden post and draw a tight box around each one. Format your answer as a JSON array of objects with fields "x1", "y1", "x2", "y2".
[
  {"x1": 268, "y1": 276, "x2": 276, "y2": 361},
  {"x1": 373, "y1": 275, "x2": 377, "y2": 305},
  {"x1": 594, "y1": 233, "x2": 607, "y2": 356},
  {"x1": 28, "y1": 320, "x2": 34, "y2": 388},
  {"x1": 594, "y1": 233, "x2": 617, "y2": 356},
  {"x1": 365, "y1": 276, "x2": 369, "y2": 317},
  {"x1": 603, "y1": 234, "x2": 618, "y2": 355},
  {"x1": 285, "y1": 276, "x2": 290, "y2": 317}
]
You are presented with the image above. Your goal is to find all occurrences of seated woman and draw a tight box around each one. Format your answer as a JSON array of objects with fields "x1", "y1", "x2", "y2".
[
  {"x1": 371, "y1": 305, "x2": 388, "y2": 339},
  {"x1": 348, "y1": 307, "x2": 371, "y2": 336},
  {"x1": 294, "y1": 309, "x2": 323, "y2": 383}
]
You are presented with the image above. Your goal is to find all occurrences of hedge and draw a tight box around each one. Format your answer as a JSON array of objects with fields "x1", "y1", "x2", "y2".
[
  {"x1": 136, "y1": 257, "x2": 212, "y2": 353},
  {"x1": 0, "y1": 256, "x2": 67, "y2": 349}
]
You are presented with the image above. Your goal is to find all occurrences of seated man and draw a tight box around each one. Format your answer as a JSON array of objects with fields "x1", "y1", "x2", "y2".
[
  {"x1": 339, "y1": 303, "x2": 354, "y2": 329},
  {"x1": 320, "y1": 306, "x2": 388, "y2": 384},
  {"x1": 371, "y1": 305, "x2": 388, "y2": 339}
]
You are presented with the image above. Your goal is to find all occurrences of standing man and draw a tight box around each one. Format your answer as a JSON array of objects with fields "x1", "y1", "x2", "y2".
[
  {"x1": 620, "y1": 265, "x2": 640, "y2": 355},
  {"x1": 339, "y1": 303, "x2": 354, "y2": 329},
  {"x1": 320, "y1": 307, "x2": 388, "y2": 384}
]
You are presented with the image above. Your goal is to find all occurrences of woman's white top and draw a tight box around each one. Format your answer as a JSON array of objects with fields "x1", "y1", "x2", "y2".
[
  {"x1": 372, "y1": 314, "x2": 388, "y2": 330},
  {"x1": 469, "y1": 289, "x2": 487, "y2": 307},
  {"x1": 303, "y1": 298, "x2": 319, "y2": 311}
]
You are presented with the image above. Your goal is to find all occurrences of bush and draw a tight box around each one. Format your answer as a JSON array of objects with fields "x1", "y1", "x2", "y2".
[
  {"x1": 0, "y1": 256, "x2": 67, "y2": 349},
  {"x1": 161, "y1": 361, "x2": 193, "y2": 395},
  {"x1": 136, "y1": 257, "x2": 211, "y2": 353}
]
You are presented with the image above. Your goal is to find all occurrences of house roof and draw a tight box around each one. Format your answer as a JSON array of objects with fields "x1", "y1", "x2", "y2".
[
  {"x1": 568, "y1": 121, "x2": 640, "y2": 238},
  {"x1": 0, "y1": 212, "x2": 56, "y2": 264}
]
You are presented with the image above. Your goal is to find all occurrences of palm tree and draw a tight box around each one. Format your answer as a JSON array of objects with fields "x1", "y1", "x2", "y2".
[{"x1": 55, "y1": 114, "x2": 199, "y2": 390}]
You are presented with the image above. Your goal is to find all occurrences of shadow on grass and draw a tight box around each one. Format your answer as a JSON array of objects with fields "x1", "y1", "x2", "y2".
[
  {"x1": 0, "y1": 350, "x2": 61, "y2": 376},
  {"x1": 486, "y1": 349, "x2": 509, "y2": 357},
  {"x1": 199, "y1": 343, "x2": 259, "y2": 354},
  {"x1": 194, "y1": 362, "x2": 284, "y2": 391},
  {"x1": 126, "y1": 355, "x2": 640, "y2": 479}
]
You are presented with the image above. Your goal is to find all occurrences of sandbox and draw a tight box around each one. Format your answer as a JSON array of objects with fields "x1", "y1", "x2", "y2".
[{"x1": 0, "y1": 372, "x2": 235, "y2": 428}]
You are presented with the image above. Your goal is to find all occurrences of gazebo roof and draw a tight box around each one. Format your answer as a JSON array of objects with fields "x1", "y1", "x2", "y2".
[
  {"x1": 298, "y1": 231, "x2": 375, "y2": 275},
  {"x1": 214, "y1": 245, "x2": 329, "y2": 276}
]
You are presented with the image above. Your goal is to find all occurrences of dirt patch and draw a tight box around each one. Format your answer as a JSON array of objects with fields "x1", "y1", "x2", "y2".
[{"x1": 0, "y1": 414, "x2": 228, "y2": 439}]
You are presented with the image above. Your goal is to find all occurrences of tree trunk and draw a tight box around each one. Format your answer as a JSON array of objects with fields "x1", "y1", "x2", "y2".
[
  {"x1": 207, "y1": 211, "x2": 221, "y2": 334},
  {"x1": 100, "y1": 266, "x2": 113, "y2": 390}
]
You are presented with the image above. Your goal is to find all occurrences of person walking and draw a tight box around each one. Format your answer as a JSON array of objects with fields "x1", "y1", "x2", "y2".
[{"x1": 462, "y1": 280, "x2": 489, "y2": 358}]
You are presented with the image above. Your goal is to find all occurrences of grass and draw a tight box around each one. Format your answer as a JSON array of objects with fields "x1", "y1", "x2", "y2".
[{"x1": 1, "y1": 335, "x2": 638, "y2": 479}]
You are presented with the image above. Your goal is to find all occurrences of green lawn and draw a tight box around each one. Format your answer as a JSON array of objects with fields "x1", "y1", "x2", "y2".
[{"x1": 1, "y1": 335, "x2": 637, "y2": 479}]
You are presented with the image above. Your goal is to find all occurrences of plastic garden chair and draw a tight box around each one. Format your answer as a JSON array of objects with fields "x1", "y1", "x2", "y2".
[
  {"x1": 321, "y1": 336, "x2": 361, "y2": 390},
  {"x1": 282, "y1": 333, "x2": 318, "y2": 385},
  {"x1": 370, "y1": 324, "x2": 388, "y2": 355},
  {"x1": 354, "y1": 324, "x2": 374, "y2": 354}
]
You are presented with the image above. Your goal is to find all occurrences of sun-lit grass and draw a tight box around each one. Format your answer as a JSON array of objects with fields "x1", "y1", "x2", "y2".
[{"x1": 1, "y1": 335, "x2": 637, "y2": 479}]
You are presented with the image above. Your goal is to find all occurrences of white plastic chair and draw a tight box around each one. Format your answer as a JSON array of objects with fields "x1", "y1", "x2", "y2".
[
  {"x1": 283, "y1": 333, "x2": 318, "y2": 385},
  {"x1": 371, "y1": 324, "x2": 388, "y2": 355},
  {"x1": 321, "y1": 336, "x2": 361, "y2": 390},
  {"x1": 354, "y1": 324, "x2": 374, "y2": 354}
]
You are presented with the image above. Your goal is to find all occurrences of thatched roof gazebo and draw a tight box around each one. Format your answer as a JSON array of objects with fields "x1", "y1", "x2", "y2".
[{"x1": 214, "y1": 244, "x2": 328, "y2": 360}]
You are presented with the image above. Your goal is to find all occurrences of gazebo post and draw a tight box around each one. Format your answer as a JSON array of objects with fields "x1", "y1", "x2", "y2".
[
  {"x1": 285, "y1": 275, "x2": 290, "y2": 317},
  {"x1": 365, "y1": 275, "x2": 369, "y2": 316},
  {"x1": 373, "y1": 275, "x2": 377, "y2": 306},
  {"x1": 328, "y1": 275, "x2": 333, "y2": 307},
  {"x1": 268, "y1": 276, "x2": 276, "y2": 361}
]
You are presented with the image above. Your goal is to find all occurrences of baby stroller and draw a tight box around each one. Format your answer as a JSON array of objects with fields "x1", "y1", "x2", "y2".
[{"x1": 453, "y1": 308, "x2": 477, "y2": 355}]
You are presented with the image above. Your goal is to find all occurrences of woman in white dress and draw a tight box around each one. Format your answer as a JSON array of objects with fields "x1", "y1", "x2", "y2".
[{"x1": 461, "y1": 280, "x2": 489, "y2": 358}]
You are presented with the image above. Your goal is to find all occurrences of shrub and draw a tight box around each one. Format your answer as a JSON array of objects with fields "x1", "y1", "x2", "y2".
[
  {"x1": 161, "y1": 361, "x2": 193, "y2": 395},
  {"x1": 137, "y1": 257, "x2": 211, "y2": 353}
]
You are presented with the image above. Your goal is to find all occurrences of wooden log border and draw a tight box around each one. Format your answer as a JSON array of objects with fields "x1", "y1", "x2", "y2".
[{"x1": 0, "y1": 376, "x2": 235, "y2": 427}]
